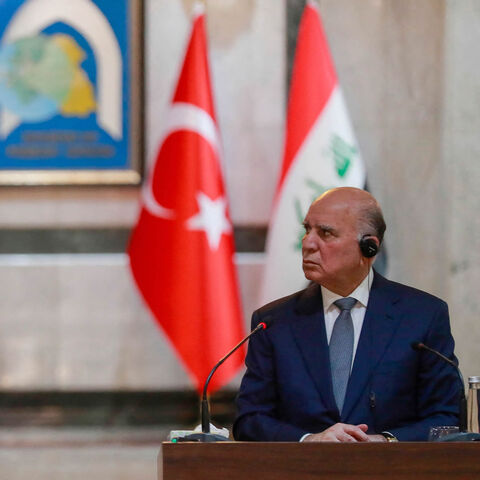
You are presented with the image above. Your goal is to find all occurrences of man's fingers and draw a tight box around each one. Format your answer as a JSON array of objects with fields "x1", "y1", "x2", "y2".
[
  {"x1": 343, "y1": 424, "x2": 370, "y2": 441},
  {"x1": 306, "y1": 423, "x2": 372, "y2": 442},
  {"x1": 340, "y1": 432, "x2": 358, "y2": 442}
]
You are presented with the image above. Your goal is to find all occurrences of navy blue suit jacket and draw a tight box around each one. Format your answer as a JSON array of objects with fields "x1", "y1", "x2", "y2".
[{"x1": 233, "y1": 272, "x2": 459, "y2": 441}]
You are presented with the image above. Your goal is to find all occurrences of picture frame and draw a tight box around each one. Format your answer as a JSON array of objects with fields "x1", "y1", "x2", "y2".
[{"x1": 0, "y1": 0, "x2": 143, "y2": 185}]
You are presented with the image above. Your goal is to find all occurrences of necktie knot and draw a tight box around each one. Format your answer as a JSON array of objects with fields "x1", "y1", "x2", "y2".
[{"x1": 334, "y1": 297, "x2": 357, "y2": 312}]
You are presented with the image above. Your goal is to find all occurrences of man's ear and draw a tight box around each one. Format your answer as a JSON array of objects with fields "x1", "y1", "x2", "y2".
[{"x1": 359, "y1": 235, "x2": 379, "y2": 258}]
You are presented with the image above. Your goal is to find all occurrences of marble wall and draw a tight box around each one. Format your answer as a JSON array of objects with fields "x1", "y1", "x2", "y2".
[
  {"x1": 443, "y1": 0, "x2": 480, "y2": 379},
  {"x1": 0, "y1": 0, "x2": 479, "y2": 390}
]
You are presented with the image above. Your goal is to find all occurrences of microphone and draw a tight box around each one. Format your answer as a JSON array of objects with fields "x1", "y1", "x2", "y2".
[
  {"x1": 411, "y1": 342, "x2": 480, "y2": 441},
  {"x1": 181, "y1": 316, "x2": 273, "y2": 442},
  {"x1": 411, "y1": 342, "x2": 459, "y2": 370}
]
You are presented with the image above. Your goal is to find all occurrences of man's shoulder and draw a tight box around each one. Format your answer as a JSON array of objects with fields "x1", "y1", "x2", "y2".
[
  {"x1": 253, "y1": 283, "x2": 321, "y2": 325},
  {"x1": 256, "y1": 288, "x2": 307, "y2": 316},
  {"x1": 374, "y1": 272, "x2": 448, "y2": 309}
]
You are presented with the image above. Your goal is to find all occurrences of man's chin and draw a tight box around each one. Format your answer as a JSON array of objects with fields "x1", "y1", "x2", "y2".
[{"x1": 303, "y1": 270, "x2": 323, "y2": 284}]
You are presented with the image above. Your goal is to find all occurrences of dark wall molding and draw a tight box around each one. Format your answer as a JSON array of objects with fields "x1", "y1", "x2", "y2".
[
  {"x1": 0, "y1": 390, "x2": 237, "y2": 428},
  {"x1": 0, "y1": 227, "x2": 267, "y2": 254}
]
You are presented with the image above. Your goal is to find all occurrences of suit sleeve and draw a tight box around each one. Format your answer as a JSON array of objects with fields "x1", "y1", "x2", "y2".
[
  {"x1": 387, "y1": 300, "x2": 459, "y2": 441},
  {"x1": 233, "y1": 311, "x2": 309, "y2": 441}
]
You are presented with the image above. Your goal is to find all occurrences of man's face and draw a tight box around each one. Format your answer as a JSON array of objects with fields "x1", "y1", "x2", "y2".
[{"x1": 301, "y1": 196, "x2": 367, "y2": 294}]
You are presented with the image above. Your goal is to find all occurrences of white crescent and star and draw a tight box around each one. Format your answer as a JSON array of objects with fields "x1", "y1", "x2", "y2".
[
  {"x1": 186, "y1": 192, "x2": 231, "y2": 250},
  {"x1": 141, "y1": 102, "x2": 230, "y2": 250}
]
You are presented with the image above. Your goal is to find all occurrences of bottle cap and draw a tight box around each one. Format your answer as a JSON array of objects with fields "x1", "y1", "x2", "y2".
[{"x1": 468, "y1": 376, "x2": 480, "y2": 384}]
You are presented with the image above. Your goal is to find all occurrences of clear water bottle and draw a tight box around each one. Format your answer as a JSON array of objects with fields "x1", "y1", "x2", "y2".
[{"x1": 467, "y1": 376, "x2": 480, "y2": 433}]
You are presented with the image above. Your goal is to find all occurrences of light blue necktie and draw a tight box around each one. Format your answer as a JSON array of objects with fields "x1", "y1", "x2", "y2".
[{"x1": 329, "y1": 297, "x2": 356, "y2": 413}]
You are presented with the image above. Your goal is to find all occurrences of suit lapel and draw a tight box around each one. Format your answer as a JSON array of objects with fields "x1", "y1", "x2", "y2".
[
  {"x1": 341, "y1": 272, "x2": 401, "y2": 420},
  {"x1": 290, "y1": 284, "x2": 338, "y2": 413}
]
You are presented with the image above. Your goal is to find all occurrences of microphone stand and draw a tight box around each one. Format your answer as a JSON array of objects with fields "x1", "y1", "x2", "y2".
[
  {"x1": 180, "y1": 320, "x2": 269, "y2": 442},
  {"x1": 412, "y1": 342, "x2": 480, "y2": 441}
]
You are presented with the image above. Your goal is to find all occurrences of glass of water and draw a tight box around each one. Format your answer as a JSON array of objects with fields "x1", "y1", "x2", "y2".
[{"x1": 428, "y1": 426, "x2": 460, "y2": 442}]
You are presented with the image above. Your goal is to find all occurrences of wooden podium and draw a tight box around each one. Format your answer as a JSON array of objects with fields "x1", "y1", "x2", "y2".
[{"x1": 160, "y1": 441, "x2": 480, "y2": 480}]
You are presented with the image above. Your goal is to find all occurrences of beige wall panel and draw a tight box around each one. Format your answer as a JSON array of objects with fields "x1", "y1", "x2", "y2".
[
  {"x1": 443, "y1": 0, "x2": 480, "y2": 378},
  {"x1": 0, "y1": 188, "x2": 140, "y2": 228},
  {"x1": 319, "y1": 0, "x2": 447, "y2": 296},
  {"x1": 0, "y1": 255, "x2": 259, "y2": 389}
]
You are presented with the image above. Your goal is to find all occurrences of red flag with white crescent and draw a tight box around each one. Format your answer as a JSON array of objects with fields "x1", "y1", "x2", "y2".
[{"x1": 128, "y1": 8, "x2": 245, "y2": 393}]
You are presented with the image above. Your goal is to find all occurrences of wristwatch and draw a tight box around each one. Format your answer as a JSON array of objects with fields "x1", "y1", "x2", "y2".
[{"x1": 381, "y1": 431, "x2": 399, "y2": 442}]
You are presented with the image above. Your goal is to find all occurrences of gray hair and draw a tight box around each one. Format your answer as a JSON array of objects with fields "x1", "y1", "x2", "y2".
[{"x1": 357, "y1": 202, "x2": 386, "y2": 245}]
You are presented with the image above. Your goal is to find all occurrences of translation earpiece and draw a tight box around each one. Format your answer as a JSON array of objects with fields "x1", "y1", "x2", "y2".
[{"x1": 359, "y1": 236, "x2": 378, "y2": 258}]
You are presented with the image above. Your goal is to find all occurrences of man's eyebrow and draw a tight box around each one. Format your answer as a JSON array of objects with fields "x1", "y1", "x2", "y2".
[
  {"x1": 317, "y1": 224, "x2": 335, "y2": 233},
  {"x1": 302, "y1": 222, "x2": 336, "y2": 233}
]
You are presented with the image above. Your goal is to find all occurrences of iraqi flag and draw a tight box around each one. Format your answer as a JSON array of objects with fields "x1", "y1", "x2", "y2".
[
  {"x1": 261, "y1": 0, "x2": 368, "y2": 304},
  {"x1": 128, "y1": 6, "x2": 245, "y2": 393}
]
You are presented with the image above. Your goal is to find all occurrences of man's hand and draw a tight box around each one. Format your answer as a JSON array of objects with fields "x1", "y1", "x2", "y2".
[
  {"x1": 367, "y1": 434, "x2": 388, "y2": 442},
  {"x1": 303, "y1": 423, "x2": 373, "y2": 442}
]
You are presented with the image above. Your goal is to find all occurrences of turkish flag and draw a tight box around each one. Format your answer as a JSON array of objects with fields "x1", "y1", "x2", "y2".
[{"x1": 128, "y1": 9, "x2": 245, "y2": 393}]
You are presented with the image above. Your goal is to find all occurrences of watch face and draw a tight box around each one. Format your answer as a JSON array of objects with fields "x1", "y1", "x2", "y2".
[{"x1": 382, "y1": 432, "x2": 398, "y2": 442}]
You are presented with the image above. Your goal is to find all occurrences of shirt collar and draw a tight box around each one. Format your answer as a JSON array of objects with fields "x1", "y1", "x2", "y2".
[{"x1": 321, "y1": 268, "x2": 373, "y2": 312}]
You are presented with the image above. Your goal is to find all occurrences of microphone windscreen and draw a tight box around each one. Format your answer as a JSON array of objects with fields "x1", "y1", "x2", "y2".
[
  {"x1": 258, "y1": 316, "x2": 273, "y2": 330},
  {"x1": 411, "y1": 341, "x2": 423, "y2": 351}
]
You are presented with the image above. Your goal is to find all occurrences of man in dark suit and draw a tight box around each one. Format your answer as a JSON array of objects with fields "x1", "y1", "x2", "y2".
[{"x1": 234, "y1": 187, "x2": 459, "y2": 442}]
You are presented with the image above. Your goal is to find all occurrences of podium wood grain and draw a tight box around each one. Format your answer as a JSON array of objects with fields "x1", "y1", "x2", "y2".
[{"x1": 161, "y1": 442, "x2": 480, "y2": 480}]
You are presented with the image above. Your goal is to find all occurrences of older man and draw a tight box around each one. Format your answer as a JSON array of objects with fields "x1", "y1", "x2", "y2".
[{"x1": 233, "y1": 187, "x2": 459, "y2": 442}]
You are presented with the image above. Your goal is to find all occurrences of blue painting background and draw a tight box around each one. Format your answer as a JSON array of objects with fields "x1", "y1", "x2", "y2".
[{"x1": 0, "y1": 0, "x2": 134, "y2": 171}]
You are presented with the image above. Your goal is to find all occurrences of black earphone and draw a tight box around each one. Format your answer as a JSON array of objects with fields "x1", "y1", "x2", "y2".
[{"x1": 359, "y1": 235, "x2": 378, "y2": 258}]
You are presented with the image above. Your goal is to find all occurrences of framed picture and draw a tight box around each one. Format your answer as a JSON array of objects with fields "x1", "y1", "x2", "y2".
[{"x1": 0, "y1": 0, "x2": 143, "y2": 185}]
